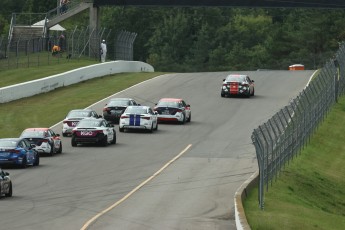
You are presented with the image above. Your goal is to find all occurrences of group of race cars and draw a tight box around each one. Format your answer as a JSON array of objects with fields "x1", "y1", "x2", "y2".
[
  {"x1": 0, "y1": 97, "x2": 192, "y2": 170},
  {"x1": 0, "y1": 74, "x2": 254, "y2": 198}
]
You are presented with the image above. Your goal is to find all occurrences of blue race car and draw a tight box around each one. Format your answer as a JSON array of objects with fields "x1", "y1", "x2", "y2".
[{"x1": 0, "y1": 138, "x2": 40, "y2": 168}]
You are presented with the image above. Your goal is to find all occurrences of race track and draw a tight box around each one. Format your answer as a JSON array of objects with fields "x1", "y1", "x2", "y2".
[{"x1": 0, "y1": 70, "x2": 314, "y2": 230}]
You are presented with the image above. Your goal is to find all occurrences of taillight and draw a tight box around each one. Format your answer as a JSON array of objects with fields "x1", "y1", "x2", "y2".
[
  {"x1": 41, "y1": 139, "x2": 48, "y2": 143},
  {"x1": 176, "y1": 109, "x2": 183, "y2": 113},
  {"x1": 121, "y1": 115, "x2": 129, "y2": 119},
  {"x1": 142, "y1": 116, "x2": 150, "y2": 120},
  {"x1": 103, "y1": 107, "x2": 110, "y2": 112},
  {"x1": 9, "y1": 149, "x2": 21, "y2": 154},
  {"x1": 63, "y1": 120, "x2": 68, "y2": 124}
]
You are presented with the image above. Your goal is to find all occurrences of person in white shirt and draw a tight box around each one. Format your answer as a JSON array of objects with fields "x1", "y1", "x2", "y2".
[{"x1": 100, "y1": 40, "x2": 107, "y2": 62}]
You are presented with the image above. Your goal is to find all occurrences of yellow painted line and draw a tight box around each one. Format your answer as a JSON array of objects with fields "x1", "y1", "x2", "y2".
[{"x1": 81, "y1": 144, "x2": 193, "y2": 230}]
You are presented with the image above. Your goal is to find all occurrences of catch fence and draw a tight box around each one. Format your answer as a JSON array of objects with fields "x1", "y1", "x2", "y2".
[
  {"x1": 0, "y1": 29, "x2": 137, "y2": 70},
  {"x1": 251, "y1": 42, "x2": 345, "y2": 209}
]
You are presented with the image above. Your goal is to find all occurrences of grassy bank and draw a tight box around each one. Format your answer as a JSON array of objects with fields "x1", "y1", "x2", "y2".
[
  {"x1": 0, "y1": 59, "x2": 98, "y2": 87},
  {"x1": 244, "y1": 96, "x2": 345, "y2": 230},
  {"x1": 0, "y1": 62, "x2": 165, "y2": 137}
]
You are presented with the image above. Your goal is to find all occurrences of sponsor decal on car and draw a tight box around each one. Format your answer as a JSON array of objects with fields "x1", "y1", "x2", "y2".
[{"x1": 80, "y1": 131, "x2": 94, "y2": 136}]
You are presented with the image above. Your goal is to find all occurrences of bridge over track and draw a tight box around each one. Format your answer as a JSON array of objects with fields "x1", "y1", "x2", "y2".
[{"x1": 93, "y1": 0, "x2": 345, "y2": 9}]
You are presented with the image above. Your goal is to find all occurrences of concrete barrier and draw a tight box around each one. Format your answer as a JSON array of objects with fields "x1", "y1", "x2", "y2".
[
  {"x1": 0, "y1": 60, "x2": 154, "y2": 103},
  {"x1": 234, "y1": 171, "x2": 259, "y2": 230}
]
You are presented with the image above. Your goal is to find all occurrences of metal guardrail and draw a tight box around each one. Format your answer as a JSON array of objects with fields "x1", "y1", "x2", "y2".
[{"x1": 251, "y1": 42, "x2": 345, "y2": 209}]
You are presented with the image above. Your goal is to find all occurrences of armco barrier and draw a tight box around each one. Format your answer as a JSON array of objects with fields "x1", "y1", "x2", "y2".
[{"x1": 0, "y1": 61, "x2": 154, "y2": 103}]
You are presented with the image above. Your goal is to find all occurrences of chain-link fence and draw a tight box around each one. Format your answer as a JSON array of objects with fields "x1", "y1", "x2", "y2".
[
  {"x1": 251, "y1": 42, "x2": 345, "y2": 210},
  {"x1": 0, "y1": 27, "x2": 137, "y2": 70}
]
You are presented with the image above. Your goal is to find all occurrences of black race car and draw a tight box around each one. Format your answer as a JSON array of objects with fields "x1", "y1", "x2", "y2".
[
  {"x1": 221, "y1": 74, "x2": 255, "y2": 98},
  {"x1": 102, "y1": 98, "x2": 140, "y2": 124}
]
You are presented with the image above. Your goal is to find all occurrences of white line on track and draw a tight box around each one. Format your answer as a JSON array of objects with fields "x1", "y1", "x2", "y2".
[{"x1": 80, "y1": 143, "x2": 193, "y2": 230}]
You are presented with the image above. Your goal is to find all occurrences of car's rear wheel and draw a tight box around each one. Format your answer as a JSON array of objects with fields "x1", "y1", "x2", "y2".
[
  {"x1": 119, "y1": 127, "x2": 124, "y2": 132},
  {"x1": 20, "y1": 157, "x2": 27, "y2": 168},
  {"x1": 62, "y1": 133, "x2": 68, "y2": 137},
  {"x1": 5, "y1": 182, "x2": 12, "y2": 197},
  {"x1": 251, "y1": 89, "x2": 255, "y2": 96},
  {"x1": 101, "y1": 136, "x2": 108, "y2": 146},
  {"x1": 221, "y1": 92, "x2": 225, "y2": 97},
  {"x1": 180, "y1": 114, "x2": 186, "y2": 125},
  {"x1": 187, "y1": 113, "x2": 191, "y2": 122},
  {"x1": 33, "y1": 154, "x2": 40, "y2": 166},
  {"x1": 49, "y1": 144, "x2": 55, "y2": 157},
  {"x1": 154, "y1": 122, "x2": 158, "y2": 131},
  {"x1": 111, "y1": 133, "x2": 116, "y2": 144},
  {"x1": 148, "y1": 124, "x2": 153, "y2": 133},
  {"x1": 71, "y1": 137, "x2": 77, "y2": 147},
  {"x1": 57, "y1": 143, "x2": 62, "y2": 153}
]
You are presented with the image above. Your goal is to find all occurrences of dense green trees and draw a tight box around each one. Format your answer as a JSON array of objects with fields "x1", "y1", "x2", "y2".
[{"x1": 1, "y1": 3, "x2": 345, "y2": 71}]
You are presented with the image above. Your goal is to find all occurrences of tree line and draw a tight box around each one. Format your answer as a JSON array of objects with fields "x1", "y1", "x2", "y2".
[{"x1": 1, "y1": 1, "x2": 345, "y2": 71}]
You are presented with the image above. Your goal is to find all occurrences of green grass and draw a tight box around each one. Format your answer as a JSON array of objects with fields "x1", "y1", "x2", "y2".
[
  {"x1": 0, "y1": 57, "x2": 99, "y2": 87},
  {"x1": 0, "y1": 61, "x2": 165, "y2": 137},
  {"x1": 244, "y1": 96, "x2": 345, "y2": 230}
]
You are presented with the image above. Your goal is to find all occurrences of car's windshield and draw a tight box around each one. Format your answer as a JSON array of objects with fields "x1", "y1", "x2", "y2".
[
  {"x1": 77, "y1": 120, "x2": 102, "y2": 127},
  {"x1": 157, "y1": 101, "x2": 179, "y2": 107},
  {"x1": 108, "y1": 100, "x2": 129, "y2": 106},
  {"x1": 67, "y1": 111, "x2": 90, "y2": 118},
  {"x1": 21, "y1": 130, "x2": 45, "y2": 138},
  {"x1": 125, "y1": 107, "x2": 147, "y2": 114},
  {"x1": 226, "y1": 75, "x2": 246, "y2": 82},
  {"x1": 0, "y1": 140, "x2": 17, "y2": 148}
]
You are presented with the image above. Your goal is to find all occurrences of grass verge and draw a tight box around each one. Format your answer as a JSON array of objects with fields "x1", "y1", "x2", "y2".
[
  {"x1": 244, "y1": 96, "x2": 345, "y2": 230},
  {"x1": 0, "y1": 71, "x2": 165, "y2": 137},
  {"x1": 0, "y1": 58, "x2": 98, "y2": 87}
]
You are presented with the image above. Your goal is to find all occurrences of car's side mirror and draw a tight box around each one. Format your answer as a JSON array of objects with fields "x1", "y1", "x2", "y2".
[
  {"x1": 30, "y1": 144, "x2": 37, "y2": 148},
  {"x1": 223, "y1": 79, "x2": 225, "y2": 81},
  {"x1": 5, "y1": 172, "x2": 9, "y2": 176}
]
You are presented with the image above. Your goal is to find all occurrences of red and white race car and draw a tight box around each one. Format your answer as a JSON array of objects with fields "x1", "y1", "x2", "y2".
[
  {"x1": 62, "y1": 109, "x2": 101, "y2": 137},
  {"x1": 154, "y1": 98, "x2": 191, "y2": 124},
  {"x1": 20, "y1": 128, "x2": 62, "y2": 156}
]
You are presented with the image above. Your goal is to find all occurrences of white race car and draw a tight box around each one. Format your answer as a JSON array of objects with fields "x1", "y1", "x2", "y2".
[
  {"x1": 71, "y1": 118, "x2": 116, "y2": 147},
  {"x1": 119, "y1": 106, "x2": 158, "y2": 133},
  {"x1": 62, "y1": 109, "x2": 101, "y2": 137}
]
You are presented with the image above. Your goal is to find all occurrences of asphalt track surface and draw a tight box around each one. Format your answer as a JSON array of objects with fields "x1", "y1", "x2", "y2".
[{"x1": 0, "y1": 70, "x2": 314, "y2": 230}]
